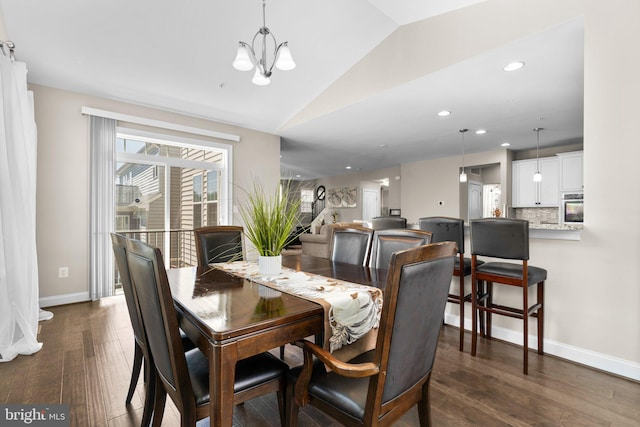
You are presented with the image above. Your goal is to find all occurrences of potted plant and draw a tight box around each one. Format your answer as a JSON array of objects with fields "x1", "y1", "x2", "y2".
[{"x1": 238, "y1": 178, "x2": 302, "y2": 276}]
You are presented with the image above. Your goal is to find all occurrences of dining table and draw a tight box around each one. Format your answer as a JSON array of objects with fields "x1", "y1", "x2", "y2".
[{"x1": 167, "y1": 254, "x2": 387, "y2": 427}]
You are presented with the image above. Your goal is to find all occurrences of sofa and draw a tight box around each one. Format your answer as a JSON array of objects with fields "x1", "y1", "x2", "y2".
[{"x1": 299, "y1": 222, "x2": 358, "y2": 259}]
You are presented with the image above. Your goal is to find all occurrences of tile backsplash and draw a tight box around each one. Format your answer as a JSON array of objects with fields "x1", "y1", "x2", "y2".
[{"x1": 511, "y1": 207, "x2": 559, "y2": 225}]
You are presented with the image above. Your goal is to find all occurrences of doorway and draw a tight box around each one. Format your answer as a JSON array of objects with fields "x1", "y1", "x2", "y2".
[{"x1": 468, "y1": 181, "x2": 483, "y2": 220}]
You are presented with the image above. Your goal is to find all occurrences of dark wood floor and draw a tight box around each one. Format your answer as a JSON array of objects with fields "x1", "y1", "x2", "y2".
[{"x1": 1, "y1": 296, "x2": 639, "y2": 426}]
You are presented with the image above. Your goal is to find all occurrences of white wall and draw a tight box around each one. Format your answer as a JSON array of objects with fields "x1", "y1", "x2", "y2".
[{"x1": 31, "y1": 84, "x2": 280, "y2": 302}]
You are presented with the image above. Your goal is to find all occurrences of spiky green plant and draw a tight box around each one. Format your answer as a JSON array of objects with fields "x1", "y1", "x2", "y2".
[{"x1": 238, "y1": 179, "x2": 302, "y2": 257}]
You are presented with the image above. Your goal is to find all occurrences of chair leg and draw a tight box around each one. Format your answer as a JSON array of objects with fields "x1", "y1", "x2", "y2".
[
  {"x1": 285, "y1": 381, "x2": 299, "y2": 427},
  {"x1": 150, "y1": 373, "x2": 167, "y2": 427},
  {"x1": 523, "y1": 284, "x2": 529, "y2": 375},
  {"x1": 126, "y1": 341, "x2": 143, "y2": 404},
  {"x1": 458, "y1": 274, "x2": 465, "y2": 352},
  {"x1": 417, "y1": 376, "x2": 432, "y2": 427},
  {"x1": 486, "y1": 282, "x2": 493, "y2": 339},
  {"x1": 538, "y1": 281, "x2": 544, "y2": 355},
  {"x1": 141, "y1": 363, "x2": 156, "y2": 427},
  {"x1": 280, "y1": 345, "x2": 285, "y2": 360},
  {"x1": 276, "y1": 386, "x2": 286, "y2": 427},
  {"x1": 471, "y1": 276, "x2": 478, "y2": 357}
]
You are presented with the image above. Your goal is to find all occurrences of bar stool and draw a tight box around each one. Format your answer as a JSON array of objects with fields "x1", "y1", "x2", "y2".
[
  {"x1": 418, "y1": 216, "x2": 484, "y2": 351},
  {"x1": 469, "y1": 218, "x2": 547, "y2": 374}
]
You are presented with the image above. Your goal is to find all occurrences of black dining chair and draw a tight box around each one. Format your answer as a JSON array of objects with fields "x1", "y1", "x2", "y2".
[
  {"x1": 330, "y1": 226, "x2": 374, "y2": 266},
  {"x1": 125, "y1": 237, "x2": 289, "y2": 426},
  {"x1": 470, "y1": 218, "x2": 547, "y2": 375},
  {"x1": 194, "y1": 225, "x2": 245, "y2": 265},
  {"x1": 370, "y1": 216, "x2": 407, "y2": 230},
  {"x1": 368, "y1": 229, "x2": 432, "y2": 270},
  {"x1": 418, "y1": 216, "x2": 484, "y2": 351},
  {"x1": 286, "y1": 241, "x2": 457, "y2": 427},
  {"x1": 110, "y1": 233, "x2": 196, "y2": 426}
]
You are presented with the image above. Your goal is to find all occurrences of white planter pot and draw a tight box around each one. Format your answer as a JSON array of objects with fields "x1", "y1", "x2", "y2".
[{"x1": 258, "y1": 255, "x2": 282, "y2": 277}]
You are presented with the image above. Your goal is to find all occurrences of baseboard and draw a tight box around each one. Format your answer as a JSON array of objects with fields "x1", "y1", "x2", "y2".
[
  {"x1": 444, "y1": 313, "x2": 640, "y2": 382},
  {"x1": 39, "y1": 292, "x2": 90, "y2": 308}
]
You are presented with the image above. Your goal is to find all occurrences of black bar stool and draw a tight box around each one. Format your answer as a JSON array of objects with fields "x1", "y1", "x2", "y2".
[{"x1": 469, "y1": 218, "x2": 547, "y2": 374}]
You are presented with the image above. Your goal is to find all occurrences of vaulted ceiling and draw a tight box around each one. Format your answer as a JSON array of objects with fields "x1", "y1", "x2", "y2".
[{"x1": 0, "y1": 0, "x2": 583, "y2": 179}]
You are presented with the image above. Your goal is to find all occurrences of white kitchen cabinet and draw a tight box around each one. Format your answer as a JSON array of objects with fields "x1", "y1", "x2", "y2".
[
  {"x1": 512, "y1": 157, "x2": 559, "y2": 207},
  {"x1": 557, "y1": 151, "x2": 583, "y2": 192}
]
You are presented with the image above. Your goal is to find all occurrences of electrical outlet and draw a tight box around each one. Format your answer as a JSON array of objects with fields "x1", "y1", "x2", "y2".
[{"x1": 58, "y1": 267, "x2": 69, "y2": 278}]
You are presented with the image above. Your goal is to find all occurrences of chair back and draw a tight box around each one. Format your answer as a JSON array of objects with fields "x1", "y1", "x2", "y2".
[
  {"x1": 330, "y1": 227, "x2": 373, "y2": 266},
  {"x1": 194, "y1": 225, "x2": 244, "y2": 265},
  {"x1": 418, "y1": 216, "x2": 464, "y2": 254},
  {"x1": 125, "y1": 238, "x2": 195, "y2": 413},
  {"x1": 470, "y1": 218, "x2": 529, "y2": 260},
  {"x1": 368, "y1": 229, "x2": 432, "y2": 269},
  {"x1": 373, "y1": 242, "x2": 456, "y2": 407},
  {"x1": 371, "y1": 216, "x2": 407, "y2": 230},
  {"x1": 110, "y1": 233, "x2": 145, "y2": 348}
]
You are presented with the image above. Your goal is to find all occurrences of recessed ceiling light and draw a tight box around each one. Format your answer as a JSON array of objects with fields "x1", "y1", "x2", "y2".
[
  {"x1": 501, "y1": 142, "x2": 510, "y2": 147},
  {"x1": 295, "y1": 174, "x2": 301, "y2": 178},
  {"x1": 476, "y1": 129, "x2": 487, "y2": 135},
  {"x1": 504, "y1": 61, "x2": 525, "y2": 72},
  {"x1": 345, "y1": 166, "x2": 352, "y2": 170},
  {"x1": 437, "y1": 110, "x2": 451, "y2": 117}
]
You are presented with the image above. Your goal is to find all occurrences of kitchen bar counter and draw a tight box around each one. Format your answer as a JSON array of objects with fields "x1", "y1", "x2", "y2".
[
  {"x1": 409, "y1": 221, "x2": 583, "y2": 240},
  {"x1": 528, "y1": 223, "x2": 583, "y2": 240}
]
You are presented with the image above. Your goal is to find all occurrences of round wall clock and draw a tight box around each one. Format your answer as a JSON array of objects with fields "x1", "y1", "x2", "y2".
[{"x1": 316, "y1": 185, "x2": 326, "y2": 200}]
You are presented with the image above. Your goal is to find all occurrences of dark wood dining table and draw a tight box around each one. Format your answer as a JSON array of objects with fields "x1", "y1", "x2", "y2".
[{"x1": 167, "y1": 254, "x2": 386, "y2": 427}]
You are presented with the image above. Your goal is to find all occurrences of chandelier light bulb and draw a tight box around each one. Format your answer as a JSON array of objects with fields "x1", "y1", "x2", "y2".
[
  {"x1": 251, "y1": 68, "x2": 271, "y2": 86},
  {"x1": 232, "y1": 44, "x2": 254, "y2": 71},
  {"x1": 275, "y1": 43, "x2": 296, "y2": 71},
  {"x1": 459, "y1": 170, "x2": 468, "y2": 183}
]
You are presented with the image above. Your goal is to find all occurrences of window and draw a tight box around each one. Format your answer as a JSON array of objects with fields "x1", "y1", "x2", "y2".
[
  {"x1": 193, "y1": 175, "x2": 203, "y2": 228},
  {"x1": 206, "y1": 171, "x2": 218, "y2": 225},
  {"x1": 114, "y1": 127, "x2": 232, "y2": 273},
  {"x1": 301, "y1": 189, "x2": 314, "y2": 213}
]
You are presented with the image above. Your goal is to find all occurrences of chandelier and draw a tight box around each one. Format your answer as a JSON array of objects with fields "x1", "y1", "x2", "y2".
[{"x1": 232, "y1": 0, "x2": 296, "y2": 85}]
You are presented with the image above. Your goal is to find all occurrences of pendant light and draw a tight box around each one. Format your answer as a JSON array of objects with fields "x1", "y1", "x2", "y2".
[
  {"x1": 459, "y1": 129, "x2": 468, "y2": 183},
  {"x1": 533, "y1": 128, "x2": 543, "y2": 182}
]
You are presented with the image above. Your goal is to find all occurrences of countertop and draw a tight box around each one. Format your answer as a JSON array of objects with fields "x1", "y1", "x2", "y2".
[{"x1": 409, "y1": 221, "x2": 583, "y2": 240}]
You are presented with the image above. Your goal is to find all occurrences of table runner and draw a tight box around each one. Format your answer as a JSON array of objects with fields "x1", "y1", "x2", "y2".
[{"x1": 212, "y1": 261, "x2": 382, "y2": 354}]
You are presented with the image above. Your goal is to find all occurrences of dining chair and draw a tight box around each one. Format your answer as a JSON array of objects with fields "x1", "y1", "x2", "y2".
[
  {"x1": 125, "y1": 238, "x2": 289, "y2": 426},
  {"x1": 418, "y1": 216, "x2": 485, "y2": 351},
  {"x1": 330, "y1": 226, "x2": 374, "y2": 266},
  {"x1": 470, "y1": 218, "x2": 547, "y2": 375},
  {"x1": 368, "y1": 229, "x2": 432, "y2": 270},
  {"x1": 111, "y1": 233, "x2": 196, "y2": 426},
  {"x1": 370, "y1": 216, "x2": 407, "y2": 230},
  {"x1": 286, "y1": 241, "x2": 457, "y2": 427},
  {"x1": 194, "y1": 225, "x2": 245, "y2": 266}
]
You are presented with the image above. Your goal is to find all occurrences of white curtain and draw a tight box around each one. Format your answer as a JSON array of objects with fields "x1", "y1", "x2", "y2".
[
  {"x1": 0, "y1": 54, "x2": 42, "y2": 362},
  {"x1": 89, "y1": 116, "x2": 116, "y2": 300}
]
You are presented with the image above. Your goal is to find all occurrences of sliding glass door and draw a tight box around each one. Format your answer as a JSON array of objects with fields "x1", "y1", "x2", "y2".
[{"x1": 114, "y1": 129, "x2": 230, "y2": 289}]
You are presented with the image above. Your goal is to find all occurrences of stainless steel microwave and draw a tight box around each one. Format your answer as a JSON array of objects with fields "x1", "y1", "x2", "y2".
[{"x1": 561, "y1": 193, "x2": 583, "y2": 224}]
